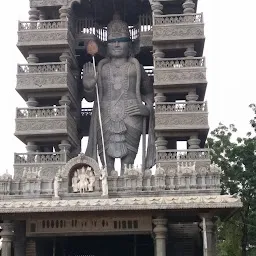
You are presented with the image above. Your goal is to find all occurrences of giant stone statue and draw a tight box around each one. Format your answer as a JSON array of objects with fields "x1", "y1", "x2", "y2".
[{"x1": 83, "y1": 14, "x2": 155, "y2": 174}]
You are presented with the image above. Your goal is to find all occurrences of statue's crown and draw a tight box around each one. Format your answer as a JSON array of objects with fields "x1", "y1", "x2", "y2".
[{"x1": 107, "y1": 13, "x2": 130, "y2": 40}]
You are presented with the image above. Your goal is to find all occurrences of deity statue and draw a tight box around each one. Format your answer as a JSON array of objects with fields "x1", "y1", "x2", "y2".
[
  {"x1": 100, "y1": 168, "x2": 108, "y2": 196},
  {"x1": 72, "y1": 171, "x2": 79, "y2": 192},
  {"x1": 54, "y1": 171, "x2": 62, "y2": 198},
  {"x1": 78, "y1": 166, "x2": 89, "y2": 193},
  {"x1": 83, "y1": 14, "x2": 155, "y2": 174},
  {"x1": 88, "y1": 169, "x2": 96, "y2": 192}
]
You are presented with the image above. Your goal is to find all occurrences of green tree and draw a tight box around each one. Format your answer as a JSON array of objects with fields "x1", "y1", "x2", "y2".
[{"x1": 207, "y1": 105, "x2": 256, "y2": 256}]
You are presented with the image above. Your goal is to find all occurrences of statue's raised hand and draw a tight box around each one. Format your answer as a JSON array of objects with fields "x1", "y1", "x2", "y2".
[
  {"x1": 126, "y1": 104, "x2": 150, "y2": 117},
  {"x1": 83, "y1": 62, "x2": 97, "y2": 91}
]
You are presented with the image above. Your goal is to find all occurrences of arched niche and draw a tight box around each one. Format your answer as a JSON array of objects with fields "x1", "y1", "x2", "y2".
[{"x1": 62, "y1": 153, "x2": 100, "y2": 192}]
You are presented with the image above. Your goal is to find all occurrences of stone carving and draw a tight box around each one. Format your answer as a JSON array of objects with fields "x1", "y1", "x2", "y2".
[
  {"x1": 16, "y1": 119, "x2": 67, "y2": 131},
  {"x1": 18, "y1": 31, "x2": 68, "y2": 44},
  {"x1": 155, "y1": 164, "x2": 166, "y2": 190},
  {"x1": 154, "y1": 70, "x2": 206, "y2": 86},
  {"x1": 53, "y1": 170, "x2": 62, "y2": 198},
  {"x1": 63, "y1": 153, "x2": 100, "y2": 177},
  {"x1": 153, "y1": 25, "x2": 204, "y2": 41},
  {"x1": 0, "y1": 170, "x2": 12, "y2": 181},
  {"x1": 0, "y1": 195, "x2": 242, "y2": 213},
  {"x1": 30, "y1": 0, "x2": 67, "y2": 7},
  {"x1": 83, "y1": 14, "x2": 155, "y2": 174},
  {"x1": 154, "y1": 57, "x2": 205, "y2": 69},
  {"x1": 71, "y1": 171, "x2": 79, "y2": 192},
  {"x1": 154, "y1": 14, "x2": 203, "y2": 25},
  {"x1": 17, "y1": 74, "x2": 68, "y2": 89},
  {"x1": 71, "y1": 166, "x2": 96, "y2": 193},
  {"x1": 155, "y1": 113, "x2": 208, "y2": 129},
  {"x1": 155, "y1": 102, "x2": 207, "y2": 113},
  {"x1": 18, "y1": 63, "x2": 66, "y2": 73},
  {"x1": 100, "y1": 168, "x2": 108, "y2": 197},
  {"x1": 22, "y1": 167, "x2": 41, "y2": 179}
]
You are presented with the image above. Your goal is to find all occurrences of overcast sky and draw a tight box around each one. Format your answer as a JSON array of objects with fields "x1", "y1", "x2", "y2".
[{"x1": 0, "y1": 0, "x2": 255, "y2": 174}]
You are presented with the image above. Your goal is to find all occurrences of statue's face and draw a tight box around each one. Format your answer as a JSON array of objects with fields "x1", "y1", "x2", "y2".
[{"x1": 108, "y1": 40, "x2": 129, "y2": 58}]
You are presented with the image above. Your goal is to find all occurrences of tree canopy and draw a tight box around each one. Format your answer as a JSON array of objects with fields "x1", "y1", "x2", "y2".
[{"x1": 207, "y1": 104, "x2": 256, "y2": 256}]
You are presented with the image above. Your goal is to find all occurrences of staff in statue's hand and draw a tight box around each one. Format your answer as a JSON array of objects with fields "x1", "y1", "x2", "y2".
[{"x1": 84, "y1": 40, "x2": 107, "y2": 170}]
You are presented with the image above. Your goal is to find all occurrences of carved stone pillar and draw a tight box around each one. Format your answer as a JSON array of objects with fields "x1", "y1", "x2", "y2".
[
  {"x1": 59, "y1": 95, "x2": 71, "y2": 108},
  {"x1": 199, "y1": 216, "x2": 217, "y2": 256},
  {"x1": 26, "y1": 142, "x2": 38, "y2": 152},
  {"x1": 184, "y1": 45, "x2": 197, "y2": 57},
  {"x1": 28, "y1": 8, "x2": 39, "y2": 21},
  {"x1": 153, "y1": 48, "x2": 165, "y2": 59},
  {"x1": 59, "y1": 5, "x2": 70, "y2": 20},
  {"x1": 155, "y1": 93, "x2": 166, "y2": 103},
  {"x1": 39, "y1": 10, "x2": 45, "y2": 20},
  {"x1": 60, "y1": 52, "x2": 72, "y2": 69},
  {"x1": 59, "y1": 140, "x2": 71, "y2": 155},
  {"x1": 26, "y1": 97, "x2": 38, "y2": 107},
  {"x1": 183, "y1": 0, "x2": 195, "y2": 14},
  {"x1": 188, "y1": 134, "x2": 201, "y2": 149},
  {"x1": 152, "y1": 217, "x2": 168, "y2": 256},
  {"x1": 151, "y1": 1, "x2": 163, "y2": 17},
  {"x1": 27, "y1": 54, "x2": 39, "y2": 64},
  {"x1": 14, "y1": 221, "x2": 26, "y2": 256},
  {"x1": 156, "y1": 137, "x2": 168, "y2": 151},
  {"x1": 1, "y1": 221, "x2": 14, "y2": 256},
  {"x1": 186, "y1": 89, "x2": 199, "y2": 102}
]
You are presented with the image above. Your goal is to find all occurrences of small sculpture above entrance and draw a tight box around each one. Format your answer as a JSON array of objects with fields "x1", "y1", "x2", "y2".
[{"x1": 72, "y1": 166, "x2": 96, "y2": 193}]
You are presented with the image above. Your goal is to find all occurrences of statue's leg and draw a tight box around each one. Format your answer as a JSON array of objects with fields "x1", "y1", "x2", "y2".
[
  {"x1": 121, "y1": 150, "x2": 137, "y2": 175},
  {"x1": 100, "y1": 153, "x2": 115, "y2": 174}
]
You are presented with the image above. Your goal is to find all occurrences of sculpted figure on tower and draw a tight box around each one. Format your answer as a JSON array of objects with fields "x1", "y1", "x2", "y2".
[{"x1": 83, "y1": 14, "x2": 155, "y2": 174}]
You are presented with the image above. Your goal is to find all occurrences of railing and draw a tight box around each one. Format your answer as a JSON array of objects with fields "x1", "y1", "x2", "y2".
[
  {"x1": 81, "y1": 108, "x2": 92, "y2": 117},
  {"x1": 155, "y1": 102, "x2": 208, "y2": 113},
  {"x1": 18, "y1": 19, "x2": 68, "y2": 31},
  {"x1": 144, "y1": 66, "x2": 154, "y2": 76},
  {"x1": 76, "y1": 18, "x2": 95, "y2": 34},
  {"x1": 157, "y1": 149, "x2": 210, "y2": 161},
  {"x1": 139, "y1": 14, "x2": 152, "y2": 32},
  {"x1": 17, "y1": 62, "x2": 67, "y2": 74},
  {"x1": 154, "y1": 13, "x2": 203, "y2": 25},
  {"x1": 14, "y1": 152, "x2": 68, "y2": 164},
  {"x1": 16, "y1": 106, "x2": 68, "y2": 118},
  {"x1": 75, "y1": 18, "x2": 141, "y2": 42},
  {"x1": 154, "y1": 57, "x2": 205, "y2": 69}
]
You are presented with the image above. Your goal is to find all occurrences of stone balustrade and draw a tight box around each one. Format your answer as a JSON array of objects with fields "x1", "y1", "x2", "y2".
[
  {"x1": 15, "y1": 106, "x2": 77, "y2": 144},
  {"x1": 154, "y1": 57, "x2": 205, "y2": 69},
  {"x1": 17, "y1": 62, "x2": 67, "y2": 74},
  {"x1": 153, "y1": 13, "x2": 204, "y2": 43},
  {"x1": 154, "y1": 13, "x2": 203, "y2": 25},
  {"x1": 18, "y1": 19, "x2": 68, "y2": 31},
  {"x1": 6, "y1": 150, "x2": 220, "y2": 196},
  {"x1": 17, "y1": 19, "x2": 74, "y2": 55},
  {"x1": 16, "y1": 62, "x2": 77, "y2": 103},
  {"x1": 155, "y1": 101, "x2": 209, "y2": 131},
  {"x1": 157, "y1": 149, "x2": 210, "y2": 162},
  {"x1": 153, "y1": 57, "x2": 207, "y2": 87},
  {"x1": 16, "y1": 106, "x2": 67, "y2": 118}
]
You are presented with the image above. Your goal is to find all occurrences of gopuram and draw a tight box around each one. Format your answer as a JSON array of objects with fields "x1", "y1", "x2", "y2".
[{"x1": 0, "y1": 0, "x2": 241, "y2": 255}]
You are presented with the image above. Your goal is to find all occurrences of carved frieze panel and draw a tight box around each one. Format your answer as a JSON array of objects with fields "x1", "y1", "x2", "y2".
[
  {"x1": 26, "y1": 215, "x2": 152, "y2": 235},
  {"x1": 154, "y1": 69, "x2": 207, "y2": 86},
  {"x1": 155, "y1": 112, "x2": 209, "y2": 130},
  {"x1": 15, "y1": 119, "x2": 67, "y2": 133},
  {"x1": 17, "y1": 73, "x2": 68, "y2": 90},
  {"x1": 14, "y1": 164, "x2": 65, "y2": 180},
  {"x1": 17, "y1": 30, "x2": 69, "y2": 46},
  {"x1": 153, "y1": 24, "x2": 204, "y2": 42},
  {"x1": 30, "y1": 0, "x2": 81, "y2": 7}
]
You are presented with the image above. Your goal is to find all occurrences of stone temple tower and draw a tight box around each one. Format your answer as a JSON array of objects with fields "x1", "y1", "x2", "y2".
[{"x1": 0, "y1": 0, "x2": 241, "y2": 256}]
